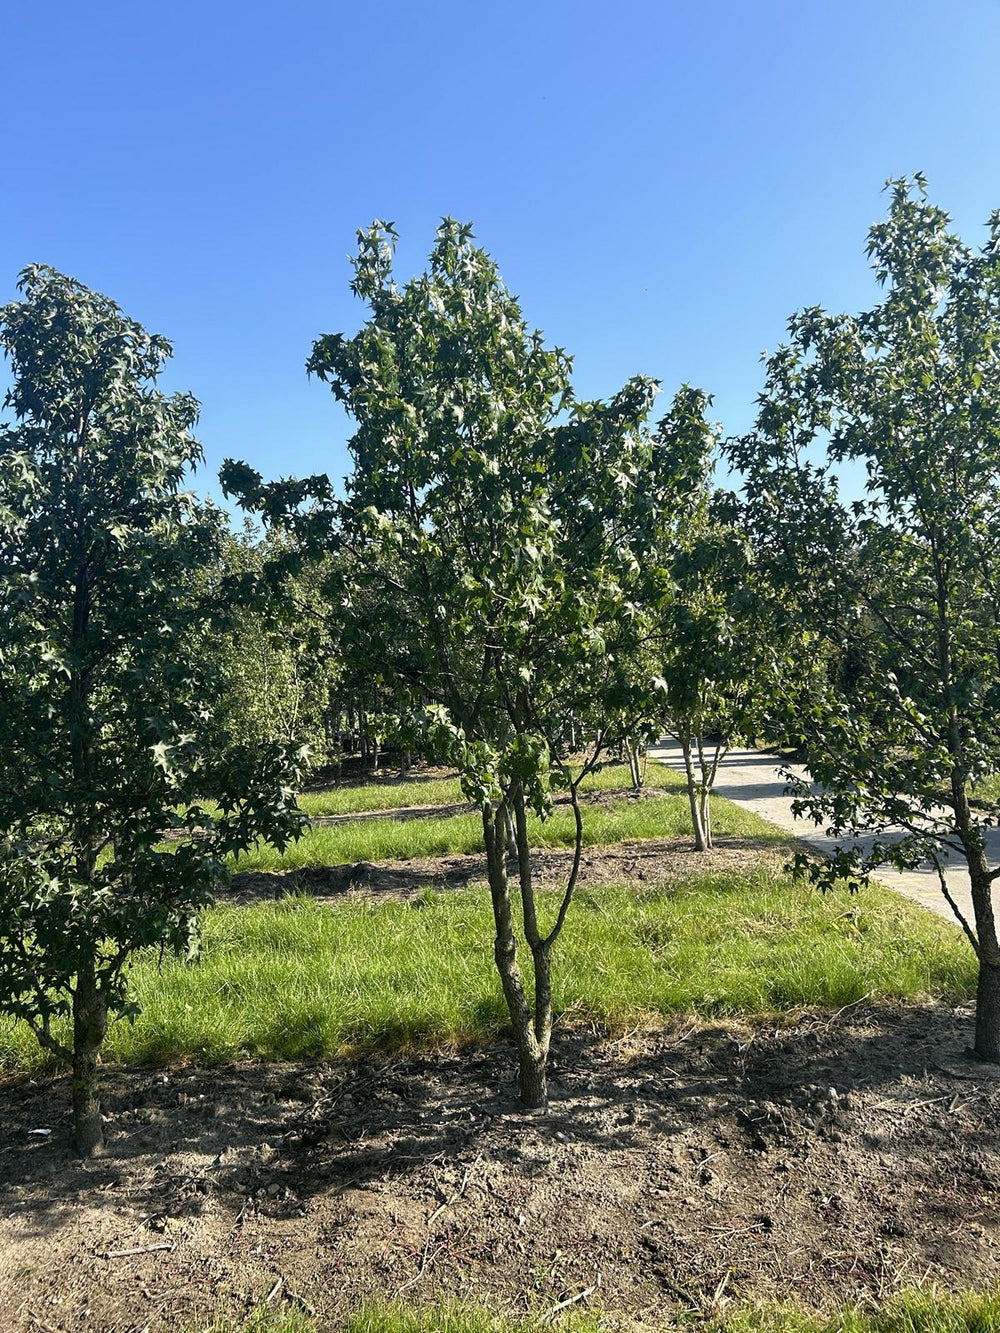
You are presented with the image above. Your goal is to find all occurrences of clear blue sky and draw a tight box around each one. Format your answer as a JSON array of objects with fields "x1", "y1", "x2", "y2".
[{"x1": 3, "y1": 0, "x2": 1000, "y2": 503}]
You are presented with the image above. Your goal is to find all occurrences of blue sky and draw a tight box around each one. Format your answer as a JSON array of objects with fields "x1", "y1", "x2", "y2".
[{"x1": 3, "y1": 0, "x2": 1000, "y2": 503}]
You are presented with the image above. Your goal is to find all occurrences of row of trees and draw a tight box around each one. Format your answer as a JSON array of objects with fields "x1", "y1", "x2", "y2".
[{"x1": 3, "y1": 178, "x2": 1000, "y2": 1156}]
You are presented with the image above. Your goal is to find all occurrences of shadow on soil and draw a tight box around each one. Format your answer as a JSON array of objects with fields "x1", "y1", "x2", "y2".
[{"x1": 3, "y1": 1001, "x2": 997, "y2": 1231}]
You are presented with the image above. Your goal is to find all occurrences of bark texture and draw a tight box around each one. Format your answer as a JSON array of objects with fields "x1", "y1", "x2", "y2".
[{"x1": 71, "y1": 971, "x2": 107, "y2": 1157}]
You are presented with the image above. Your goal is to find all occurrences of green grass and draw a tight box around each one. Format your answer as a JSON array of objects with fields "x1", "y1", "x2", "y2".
[
  {"x1": 232, "y1": 787, "x2": 782, "y2": 873},
  {"x1": 296, "y1": 760, "x2": 684, "y2": 818},
  {"x1": 0, "y1": 866, "x2": 973, "y2": 1072},
  {"x1": 970, "y1": 772, "x2": 1000, "y2": 807},
  {"x1": 190, "y1": 1290, "x2": 1000, "y2": 1332},
  {"x1": 714, "y1": 1290, "x2": 1000, "y2": 1333},
  {"x1": 191, "y1": 1302, "x2": 600, "y2": 1333}
]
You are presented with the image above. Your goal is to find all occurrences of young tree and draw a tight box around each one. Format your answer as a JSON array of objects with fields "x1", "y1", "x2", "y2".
[
  {"x1": 223, "y1": 220, "x2": 708, "y2": 1105},
  {"x1": 727, "y1": 178, "x2": 1000, "y2": 1060},
  {"x1": 654, "y1": 491, "x2": 784, "y2": 851},
  {"x1": 0, "y1": 267, "x2": 305, "y2": 1155}
]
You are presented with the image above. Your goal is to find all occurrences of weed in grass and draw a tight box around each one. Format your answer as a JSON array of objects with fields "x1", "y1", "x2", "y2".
[{"x1": 0, "y1": 868, "x2": 974, "y2": 1072}]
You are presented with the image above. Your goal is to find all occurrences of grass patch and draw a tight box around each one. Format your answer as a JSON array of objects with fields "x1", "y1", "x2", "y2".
[
  {"x1": 969, "y1": 772, "x2": 1000, "y2": 808},
  {"x1": 297, "y1": 760, "x2": 684, "y2": 818},
  {"x1": 1, "y1": 866, "x2": 973, "y2": 1072},
  {"x1": 716, "y1": 1289, "x2": 1000, "y2": 1332},
  {"x1": 191, "y1": 1300, "x2": 600, "y2": 1332},
  {"x1": 233, "y1": 788, "x2": 781, "y2": 873},
  {"x1": 189, "y1": 1289, "x2": 1000, "y2": 1331}
]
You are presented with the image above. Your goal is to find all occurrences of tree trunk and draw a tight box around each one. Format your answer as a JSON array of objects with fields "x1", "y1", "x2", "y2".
[
  {"x1": 699, "y1": 784, "x2": 713, "y2": 851},
  {"x1": 974, "y1": 959, "x2": 1000, "y2": 1063},
  {"x1": 517, "y1": 1044, "x2": 548, "y2": 1106},
  {"x1": 626, "y1": 738, "x2": 643, "y2": 791},
  {"x1": 969, "y1": 863, "x2": 1000, "y2": 1063},
  {"x1": 695, "y1": 732, "x2": 714, "y2": 850},
  {"x1": 961, "y1": 842, "x2": 1000, "y2": 1063},
  {"x1": 482, "y1": 803, "x2": 546, "y2": 1105},
  {"x1": 680, "y1": 731, "x2": 708, "y2": 852},
  {"x1": 504, "y1": 807, "x2": 517, "y2": 861},
  {"x1": 72, "y1": 970, "x2": 107, "y2": 1157}
]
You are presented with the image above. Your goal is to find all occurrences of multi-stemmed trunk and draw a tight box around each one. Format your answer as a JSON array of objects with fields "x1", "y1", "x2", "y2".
[
  {"x1": 625, "y1": 738, "x2": 643, "y2": 792},
  {"x1": 678, "y1": 726, "x2": 726, "y2": 853},
  {"x1": 481, "y1": 781, "x2": 584, "y2": 1107},
  {"x1": 680, "y1": 731, "x2": 710, "y2": 851}
]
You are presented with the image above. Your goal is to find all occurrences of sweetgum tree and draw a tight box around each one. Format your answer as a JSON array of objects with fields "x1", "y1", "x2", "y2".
[
  {"x1": 0, "y1": 267, "x2": 305, "y2": 1155},
  {"x1": 728, "y1": 178, "x2": 1000, "y2": 1060},
  {"x1": 654, "y1": 490, "x2": 786, "y2": 851},
  {"x1": 224, "y1": 220, "x2": 709, "y2": 1104}
]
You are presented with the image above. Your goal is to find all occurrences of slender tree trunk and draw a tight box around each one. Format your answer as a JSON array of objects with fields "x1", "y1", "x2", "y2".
[
  {"x1": 68, "y1": 521, "x2": 107, "y2": 1157},
  {"x1": 694, "y1": 732, "x2": 714, "y2": 851},
  {"x1": 680, "y1": 730, "x2": 708, "y2": 852},
  {"x1": 512, "y1": 786, "x2": 552, "y2": 1094},
  {"x1": 71, "y1": 967, "x2": 107, "y2": 1157},
  {"x1": 626, "y1": 738, "x2": 643, "y2": 791},
  {"x1": 482, "y1": 802, "x2": 546, "y2": 1106},
  {"x1": 503, "y1": 807, "x2": 517, "y2": 860},
  {"x1": 699, "y1": 786, "x2": 712, "y2": 850},
  {"x1": 967, "y1": 859, "x2": 1000, "y2": 1063}
]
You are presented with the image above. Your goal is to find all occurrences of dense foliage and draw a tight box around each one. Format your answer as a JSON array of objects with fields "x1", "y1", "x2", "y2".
[
  {"x1": 0, "y1": 268, "x2": 305, "y2": 1154},
  {"x1": 224, "y1": 219, "x2": 713, "y2": 1102},
  {"x1": 729, "y1": 177, "x2": 1000, "y2": 1058}
]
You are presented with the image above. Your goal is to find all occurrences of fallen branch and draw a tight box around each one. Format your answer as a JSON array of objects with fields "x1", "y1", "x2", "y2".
[
  {"x1": 542, "y1": 1283, "x2": 598, "y2": 1321},
  {"x1": 101, "y1": 1242, "x2": 175, "y2": 1259},
  {"x1": 426, "y1": 1154, "x2": 481, "y2": 1228}
]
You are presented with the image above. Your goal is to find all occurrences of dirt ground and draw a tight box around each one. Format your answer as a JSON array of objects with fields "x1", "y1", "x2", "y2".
[
  {"x1": 224, "y1": 835, "x2": 781, "y2": 905},
  {"x1": 2, "y1": 1003, "x2": 998, "y2": 1332}
]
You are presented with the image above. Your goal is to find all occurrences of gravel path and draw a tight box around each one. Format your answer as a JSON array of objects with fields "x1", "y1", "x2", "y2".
[{"x1": 648, "y1": 739, "x2": 987, "y2": 928}]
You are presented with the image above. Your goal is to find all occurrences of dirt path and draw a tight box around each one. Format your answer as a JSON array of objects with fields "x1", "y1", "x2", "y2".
[
  {"x1": 649, "y1": 740, "x2": 981, "y2": 927},
  {"x1": 2, "y1": 1003, "x2": 998, "y2": 1331}
]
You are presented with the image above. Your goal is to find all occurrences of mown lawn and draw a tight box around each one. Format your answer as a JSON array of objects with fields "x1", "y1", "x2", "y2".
[
  {"x1": 232, "y1": 787, "x2": 783, "y2": 873},
  {"x1": 296, "y1": 759, "x2": 685, "y2": 818},
  {"x1": 195, "y1": 1288, "x2": 1000, "y2": 1332},
  {"x1": 1, "y1": 866, "x2": 973, "y2": 1072}
]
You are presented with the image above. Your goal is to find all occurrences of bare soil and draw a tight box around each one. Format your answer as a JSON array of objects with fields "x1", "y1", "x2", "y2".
[
  {"x1": 224, "y1": 835, "x2": 782, "y2": 905},
  {"x1": 2, "y1": 1004, "x2": 998, "y2": 1332}
]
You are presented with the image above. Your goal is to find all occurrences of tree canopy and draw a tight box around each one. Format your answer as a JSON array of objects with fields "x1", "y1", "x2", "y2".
[
  {"x1": 224, "y1": 219, "x2": 713, "y2": 1102},
  {"x1": 728, "y1": 177, "x2": 1000, "y2": 1060},
  {"x1": 0, "y1": 267, "x2": 305, "y2": 1154}
]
